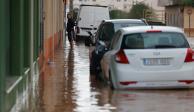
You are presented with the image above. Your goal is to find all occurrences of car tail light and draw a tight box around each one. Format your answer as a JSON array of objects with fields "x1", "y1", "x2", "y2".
[
  {"x1": 178, "y1": 80, "x2": 194, "y2": 84},
  {"x1": 120, "y1": 81, "x2": 137, "y2": 85},
  {"x1": 146, "y1": 30, "x2": 162, "y2": 33},
  {"x1": 115, "y1": 49, "x2": 129, "y2": 64},
  {"x1": 184, "y1": 48, "x2": 194, "y2": 62}
]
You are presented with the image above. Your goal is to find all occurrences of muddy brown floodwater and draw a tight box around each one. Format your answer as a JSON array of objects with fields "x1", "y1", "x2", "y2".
[{"x1": 37, "y1": 41, "x2": 194, "y2": 112}]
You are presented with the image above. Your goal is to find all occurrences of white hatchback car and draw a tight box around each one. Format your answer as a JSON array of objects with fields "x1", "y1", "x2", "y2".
[{"x1": 101, "y1": 26, "x2": 194, "y2": 89}]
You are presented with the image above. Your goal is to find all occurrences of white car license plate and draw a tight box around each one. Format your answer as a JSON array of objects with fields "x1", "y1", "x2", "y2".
[{"x1": 143, "y1": 58, "x2": 170, "y2": 66}]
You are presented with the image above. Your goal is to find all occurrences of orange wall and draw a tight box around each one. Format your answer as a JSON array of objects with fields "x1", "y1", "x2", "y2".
[{"x1": 43, "y1": 0, "x2": 64, "y2": 63}]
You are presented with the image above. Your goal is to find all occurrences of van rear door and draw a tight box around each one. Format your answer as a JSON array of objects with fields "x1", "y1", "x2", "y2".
[
  {"x1": 77, "y1": 5, "x2": 110, "y2": 37},
  {"x1": 78, "y1": 6, "x2": 94, "y2": 30},
  {"x1": 93, "y1": 6, "x2": 110, "y2": 30}
]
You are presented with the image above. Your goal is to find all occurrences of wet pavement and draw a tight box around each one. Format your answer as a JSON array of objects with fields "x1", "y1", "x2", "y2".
[{"x1": 36, "y1": 40, "x2": 194, "y2": 112}]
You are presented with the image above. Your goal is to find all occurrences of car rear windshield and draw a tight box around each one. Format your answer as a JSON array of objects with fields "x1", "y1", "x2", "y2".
[
  {"x1": 114, "y1": 22, "x2": 146, "y2": 31},
  {"x1": 121, "y1": 32, "x2": 190, "y2": 49}
]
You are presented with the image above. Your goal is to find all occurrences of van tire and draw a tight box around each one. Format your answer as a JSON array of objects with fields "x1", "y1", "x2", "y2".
[
  {"x1": 90, "y1": 57, "x2": 96, "y2": 74},
  {"x1": 85, "y1": 37, "x2": 90, "y2": 46}
]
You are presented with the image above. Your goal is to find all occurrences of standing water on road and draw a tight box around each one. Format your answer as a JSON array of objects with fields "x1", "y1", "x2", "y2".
[
  {"x1": 36, "y1": 41, "x2": 194, "y2": 112},
  {"x1": 38, "y1": 41, "x2": 116, "y2": 112}
]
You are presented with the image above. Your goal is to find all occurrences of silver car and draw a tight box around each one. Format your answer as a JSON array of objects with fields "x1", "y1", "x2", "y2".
[{"x1": 101, "y1": 26, "x2": 194, "y2": 89}]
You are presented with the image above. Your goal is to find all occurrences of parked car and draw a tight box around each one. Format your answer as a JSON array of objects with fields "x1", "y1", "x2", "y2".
[
  {"x1": 90, "y1": 19, "x2": 148, "y2": 74},
  {"x1": 75, "y1": 4, "x2": 110, "y2": 45},
  {"x1": 101, "y1": 26, "x2": 194, "y2": 89}
]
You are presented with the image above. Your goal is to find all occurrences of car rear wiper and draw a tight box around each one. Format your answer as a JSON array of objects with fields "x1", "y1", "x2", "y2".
[{"x1": 154, "y1": 45, "x2": 177, "y2": 48}]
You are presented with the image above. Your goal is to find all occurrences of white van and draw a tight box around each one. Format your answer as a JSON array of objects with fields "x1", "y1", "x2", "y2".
[{"x1": 75, "y1": 4, "x2": 110, "y2": 39}]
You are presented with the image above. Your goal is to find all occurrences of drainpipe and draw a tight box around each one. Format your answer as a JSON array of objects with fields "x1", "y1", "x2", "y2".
[
  {"x1": 64, "y1": 0, "x2": 67, "y2": 44},
  {"x1": 51, "y1": 0, "x2": 55, "y2": 64},
  {"x1": 0, "y1": 0, "x2": 8, "y2": 111},
  {"x1": 52, "y1": 0, "x2": 55, "y2": 63}
]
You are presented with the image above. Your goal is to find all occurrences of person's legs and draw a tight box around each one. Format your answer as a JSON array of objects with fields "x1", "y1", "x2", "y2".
[
  {"x1": 71, "y1": 30, "x2": 75, "y2": 41},
  {"x1": 67, "y1": 31, "x2": 72, "y2": 43}
]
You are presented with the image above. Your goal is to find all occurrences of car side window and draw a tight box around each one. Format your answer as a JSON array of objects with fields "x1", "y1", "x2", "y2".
[
  {"x1": 95, "y1": 23, "x2": 104, "y2": 40},
  {"x1": 99, "y1": 26, "x2": 106, "y2": 40},
  {"x1": 99, "y1": 23, "x2": 114, "y2": 41},
  {"x1": 110, "y1": 31, "x2": 122, "y2": 49}
]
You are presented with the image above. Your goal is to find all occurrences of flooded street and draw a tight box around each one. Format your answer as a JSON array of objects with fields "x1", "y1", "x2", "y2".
[{"x1": 38, "y1": 41, "x2": 194, "y2": 112}]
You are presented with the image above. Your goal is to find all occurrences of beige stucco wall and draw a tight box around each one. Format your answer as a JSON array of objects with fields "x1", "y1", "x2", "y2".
[
  {"x1": 184, "y1": 7, "x2": 194, "y2": 37},
  {"x1": 44, "y1": 0, "x2": 64, "y2": 39},
  {"x1": 184, "y1": 7, "x2": 194, "y2": 28},
  {"x1": 165, "y1": 6, "x2": 184, "y2": 28},
  {"x1": 43, "y1": 0, "x2": 65, "y2": 62}
]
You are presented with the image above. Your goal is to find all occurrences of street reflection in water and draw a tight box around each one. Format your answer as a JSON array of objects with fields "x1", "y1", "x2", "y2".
[
  {"x1": 38, "y1": 41, "x2": 194, "y2": 112},
  {"x1": 112, "y1": 90, "x2": 194, "y2": 112}
]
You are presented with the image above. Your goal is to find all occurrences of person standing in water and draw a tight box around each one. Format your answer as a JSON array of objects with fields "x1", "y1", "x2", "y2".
[{"x1": 66, "y1": 13, "x2": 75, "y2": 44}]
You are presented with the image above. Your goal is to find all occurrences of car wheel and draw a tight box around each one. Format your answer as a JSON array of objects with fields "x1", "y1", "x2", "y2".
[
  {"x1": 85, "y1": 37, "x2": 90, "y2": 46},
  {"x1": 109, "y1": 71, "x2": 115, "y2": 90},
  {"x1": 90, "y1": 55, "x2": 96, "y2": 74},
  {"x1": 90, "y1": 52, "x2": 100, "y2": 75},
  {"x1": 90, "y1": 62, "x2": 95, "y2": 74}
]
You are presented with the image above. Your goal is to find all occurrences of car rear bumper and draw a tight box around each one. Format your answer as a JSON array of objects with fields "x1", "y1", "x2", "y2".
[
  {"x1": 111, "y1": 62, "x2": 194, "y2": 89},
  {"x1": 117, "y1": 81, "x2": 194, "y2": 89},
  {"x1": 76, "y1": 28, "x2": 96, "y2": 37}
]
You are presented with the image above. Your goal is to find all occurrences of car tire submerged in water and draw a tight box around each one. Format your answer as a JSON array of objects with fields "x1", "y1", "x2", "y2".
[
  {"x1": 90, "y1": 51, "x2": 101, "y2": 75},
  {"x1": 90, "y1": 53, "x2": 96, "y2": 74},
  {"x1": 85, "y1": 37, "x2": 90, "y2": 46},
  {"x1": 90, "y1": 61, "x2": 95, "y2": 74}
]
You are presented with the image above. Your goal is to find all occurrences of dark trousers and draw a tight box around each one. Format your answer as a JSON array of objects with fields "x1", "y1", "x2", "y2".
[{"x1": 67, "y1": 31, "x2": 72, "y2": 42}]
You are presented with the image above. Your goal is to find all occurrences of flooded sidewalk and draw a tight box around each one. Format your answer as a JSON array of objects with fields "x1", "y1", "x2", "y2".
[
  {"x1": 39, "y1": 43, "x2": 75, "y2": 112},
  {"x1": 38, "y1": 41, "x2": 114, "y2": 112}
]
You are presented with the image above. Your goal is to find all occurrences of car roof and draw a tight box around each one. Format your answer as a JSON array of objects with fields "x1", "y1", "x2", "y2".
[
  {"x1": 103, "y1": 19, "x2": 145, "y2": 24},
  {"x1": 120, "y1": 26, "x2": 184, "y2": 34}
]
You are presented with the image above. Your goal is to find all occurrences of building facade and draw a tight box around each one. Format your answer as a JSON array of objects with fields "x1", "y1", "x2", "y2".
[
  {"x1": 158, "y1": 0, "x2": 194, "y2": 37},
  {"x1": 0, "y1": 0, "x2": 65, "y2": 112},
  {"x1": 73, "y1": 0, "x2": 133, "y2": 12},
  {"x1": 73, "y1": 0, "x2": 164, "y2": 12},
  {"x1": 72, "y1": 0, "x2": 164, "y2": 22}
]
